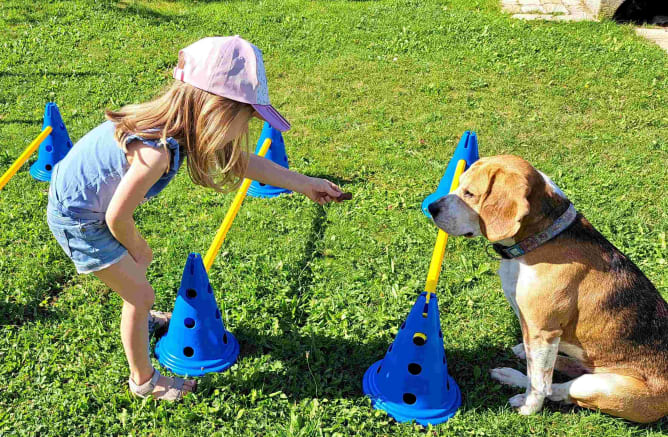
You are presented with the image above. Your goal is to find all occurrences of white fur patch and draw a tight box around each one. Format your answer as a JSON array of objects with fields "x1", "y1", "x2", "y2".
[
  {"x1": 526, "y1": 339, "x2": 560, "y2": 397},
  {"x1": 431, "y1": 193, "x2": 482, "y2": 237},
  {"x1": 549, "y1": 374, "x2": 616, "y2": 404},
  {"x1": 512, "y1": 343, "x2": 527, "y2": 359},
  {"x1": 559, "y1": 342, "x2": 586, "y2": 361},
  {"x1": 497, "y1": 256, "x2": 559, "y2": 414},
  {"x1": 538, "y1": 170, "x2": 567, "y2": 199},
  {"x1": 548, "y1": 380, "x2": 573, "y2": 403},
  {"x1": 498, "y1": 258, "x2": 537, "y2": 320},
  {"x1": 498, "y1": 260, "x2": 520, "y2": 319},
  {"x1": 490, "y1": 367, "x2": 527, "y2": 388},
  {"x1": 509, "y1": 393, "x2": 528, "y2": 407},
  {"x1": 515, "y1": 392, "x2": 546, "y2": 415}
]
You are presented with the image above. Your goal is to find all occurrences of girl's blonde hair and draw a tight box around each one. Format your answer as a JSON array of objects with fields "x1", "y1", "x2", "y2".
[{"x1": 106, "y1": 81, "x2": 254, "y2": 192}]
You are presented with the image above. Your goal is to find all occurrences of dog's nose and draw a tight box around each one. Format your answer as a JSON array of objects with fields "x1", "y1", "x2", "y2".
[{"x1": 428, "y1": 201, "x2": 440, "y2": 217}]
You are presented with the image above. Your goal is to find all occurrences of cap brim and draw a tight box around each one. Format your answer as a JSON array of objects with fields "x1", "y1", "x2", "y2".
[{"x1": 252, "y1": 104, "x2": 291, "y2": 132}]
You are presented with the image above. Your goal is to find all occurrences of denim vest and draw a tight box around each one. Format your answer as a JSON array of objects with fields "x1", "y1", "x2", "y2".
[{"x1": 49, "y1": 120, "x2": 184, "y2": 220}]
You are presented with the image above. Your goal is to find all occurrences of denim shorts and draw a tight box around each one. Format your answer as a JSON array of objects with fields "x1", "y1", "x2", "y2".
[{"x1": 46, "y1": 204, "x2": 128, "y2": 274}]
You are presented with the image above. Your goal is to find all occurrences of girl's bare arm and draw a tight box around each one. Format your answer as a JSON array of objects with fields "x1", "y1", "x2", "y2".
[
  {"x1": 244, "y1": 154, "x2": 342, "y2": 205},
  {"x1": 106, "y1": 142, "x2": 169, "y2": 268}
]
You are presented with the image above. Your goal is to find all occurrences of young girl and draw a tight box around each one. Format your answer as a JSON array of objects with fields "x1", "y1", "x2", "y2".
[{"x1": 46, "y1": 36, "x2": 343, "y2": 401}]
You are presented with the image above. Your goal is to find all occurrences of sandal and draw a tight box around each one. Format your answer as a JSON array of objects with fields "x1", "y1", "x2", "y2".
[
  {"x1": 128, "y1": 368, "x2": 197, "y2": 401},
  {"x1": 148, "y1": 310, "x2": 171, "y2": 338}
]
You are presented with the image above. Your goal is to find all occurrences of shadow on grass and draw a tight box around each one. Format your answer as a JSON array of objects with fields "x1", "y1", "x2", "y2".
[
  {"x1": 627, "y1": 416, "x2": 668, "y2": 432},
  {"x1": 269, "y1": 175, "x2": 362, "y2": 330},
  {"x1": 0, "y1": 71, "x2": 100, "y2": 78},
  {"x1": 208, "y1": 197, "x2": 514, "y2": 411},
  {"x1": 212, "y1": 322, "x2": 512, "y2": 413},
  {"x1": 99, "y1": 1, "x2": 185, "y2": 25},
  {"x1": 209, "y1": 326, "x2": 668, "y2": 430},
  {"x1": 0, "y1": 268, "x2": 72, "y2": 326},
  {"x1": 306, "y1": 174, "x2": 365, "y2": 189},
  {"x1": 231, "y1": 325, "x2": 387, "y2": 399},
  {"x1": 273, "y1": 204, "x2": 328, "y2": 331},
  {"x1": 0, "y1": 119, "x2": 43, "y2": 125}
]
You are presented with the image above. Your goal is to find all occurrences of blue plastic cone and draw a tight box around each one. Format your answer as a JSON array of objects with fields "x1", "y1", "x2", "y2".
[
  {"x1": 363, "y1": 292, "x2": 461, "y2": 426},
  {"x1": 247, "y1": 121, "x2": 292, "y2": 198},
  {"x1": 30, "y1": 102, "x2": 73, "y2": 182},
  {"x1": 421, "y1": 131, "x2": 479, "y2": 218},
  {"x1": 155, "y1": 253, "x2": 239, "y2": 377}
]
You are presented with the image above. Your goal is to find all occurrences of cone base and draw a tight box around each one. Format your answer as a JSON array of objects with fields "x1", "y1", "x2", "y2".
[
  {"x1": 155, "y1": 331, "x2": 240, "y2": 377},
  {"x1": 363, "y1": 360, "x2": 461, "y2": 426},
  {"x1": 29, "y1": 163, "x2": 52, "y2": 182},
  {"x1": 247, "y1": 182, "x2": 291, "y2": 199}
]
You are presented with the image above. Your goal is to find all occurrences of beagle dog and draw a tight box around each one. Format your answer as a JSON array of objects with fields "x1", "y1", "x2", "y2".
[{"x1": 428, "y1": 155, "x2": 668, "y2": 423}]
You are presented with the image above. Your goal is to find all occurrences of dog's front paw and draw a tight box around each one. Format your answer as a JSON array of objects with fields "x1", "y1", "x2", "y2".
[
  {"x1": 508, "y1": 393, "x2": 527, "y2": 408},
  {"x1": 490, "y1": 367, "x2": 527, "y2": 388},
  {"x1": 509, "y1": 392, "x2": 544, "y2": 415},
  {"x1": 511, "y1": 343, "x2": 526, "y2": 359}
]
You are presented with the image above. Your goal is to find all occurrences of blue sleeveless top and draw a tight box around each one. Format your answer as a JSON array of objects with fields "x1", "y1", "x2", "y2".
[{"x1": 49, "y1": 120, "x2": 184, "y2": 220}]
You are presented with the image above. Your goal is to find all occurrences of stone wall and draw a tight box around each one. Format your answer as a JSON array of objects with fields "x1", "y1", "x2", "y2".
[{"x1": 585, "y1": 0, "x2": 626, "y2": 18}]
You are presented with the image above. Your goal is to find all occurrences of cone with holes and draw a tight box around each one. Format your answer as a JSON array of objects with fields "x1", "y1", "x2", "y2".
[
  {"x1": 363, "y1": 292, "x2": 461, "y2": 425},
  {"x1": 30, "y1": 102, "x2": 73, "y2": 182},
  {"x1": 421, "y1": 130, "x2": 479, "y2": 218},
  {"x1": 364, "y1": 134, "x2": 478, "y2": 425},
  {"x1": 247, "y1": 121, "x2": 292, "y2": 198},
  {"x1": 155, "y1": 253, "x2": 239, "y2": 376}
]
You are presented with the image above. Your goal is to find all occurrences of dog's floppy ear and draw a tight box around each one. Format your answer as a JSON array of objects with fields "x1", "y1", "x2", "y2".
[{"x1": 479, "y1": 168, "x2": 531, "y2": 242}]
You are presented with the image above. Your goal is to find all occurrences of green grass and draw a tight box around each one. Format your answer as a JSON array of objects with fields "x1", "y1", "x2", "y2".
[{"x1": 1, "y1": 0, "x2": 667, "y2": 435}]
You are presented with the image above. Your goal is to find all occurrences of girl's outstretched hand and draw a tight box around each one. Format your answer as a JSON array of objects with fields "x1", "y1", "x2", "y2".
[
  {"x1": 302, "y1": 177, "x2": 344, "y2": 205},
  {"x1": 245, "y1": 155, "x2": 351, "y2": 205}
]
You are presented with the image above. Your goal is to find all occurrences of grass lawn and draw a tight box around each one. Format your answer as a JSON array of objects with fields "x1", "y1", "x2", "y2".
[{"x1": 1, "y1": 0, "x2": 667, "y2": 435}]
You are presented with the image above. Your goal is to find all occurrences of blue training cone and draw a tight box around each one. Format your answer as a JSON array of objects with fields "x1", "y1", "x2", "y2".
[
  {"x1": 155, "y1": 253, "x2": 239, "y2": 377},
  {"x1": 30, "y1": 102, "x2": 73, "y2": 182},
  {"x1": 247, "y1": 121, "x2": 292, "y2": 198},
  {"x1": 421, "y1": 131, "x2": 479, "y2": 218},
  {"x1": 363, "y1": 292, "x2": 461, "y2": 426}
]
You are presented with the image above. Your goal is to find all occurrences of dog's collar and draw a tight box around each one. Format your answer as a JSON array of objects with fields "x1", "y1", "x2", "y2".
[{"x1": 491, "y1": 203, "x2": 577, "y2": 259}]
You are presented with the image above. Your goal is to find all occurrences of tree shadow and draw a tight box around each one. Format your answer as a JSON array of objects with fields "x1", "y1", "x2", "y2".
[
  {"x1": 168, "y1": 0, "x2": 249, "y2": 3},
  {"x1": 0, "y1": 71, "x2": 100, "y2": 78},
  {"x1": 0, "y1": 119, "x2": 43, "y2": 125},
  {"x1": 3, "y1": 15, "x2": 40, "y2": 26},
  {"x1": 99, "y1": 1, "x2": 184, "y2": 25}
]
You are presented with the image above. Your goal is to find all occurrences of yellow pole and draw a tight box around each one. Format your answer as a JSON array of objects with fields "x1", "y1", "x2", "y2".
[
  {"x1": 424, "y1": 160, "x2": 467, "y2": 303},
  {"x1": 0, "y1": 126, "x2": 53, "y2": 191},
  {"x1": 203, "y1": 138, "x2": 273, "y2": 272}
]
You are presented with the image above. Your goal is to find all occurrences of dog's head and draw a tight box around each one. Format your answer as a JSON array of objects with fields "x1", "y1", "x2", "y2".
[{"x1": 428, "y1": 155, "x2": 564, "y2": 243}]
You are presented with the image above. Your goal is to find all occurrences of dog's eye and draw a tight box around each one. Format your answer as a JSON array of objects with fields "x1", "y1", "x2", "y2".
[{"x1": 463, "y1": 190, "x2": 474, "y2": 198}]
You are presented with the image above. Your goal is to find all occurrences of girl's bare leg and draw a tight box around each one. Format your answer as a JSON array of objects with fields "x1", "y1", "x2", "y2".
[{"x1": 94, "y1": 254, "x2": 195, "y2": 398}]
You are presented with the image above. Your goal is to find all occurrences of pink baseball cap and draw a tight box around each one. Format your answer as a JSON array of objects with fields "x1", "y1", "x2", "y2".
[{"x1": 173, "y1": 36, "x2": 290, "y2": 132}]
